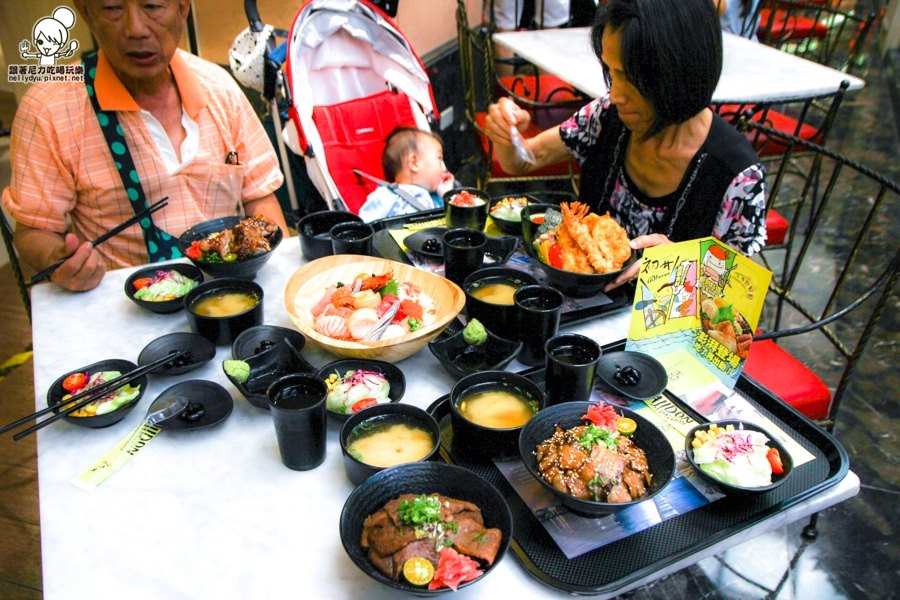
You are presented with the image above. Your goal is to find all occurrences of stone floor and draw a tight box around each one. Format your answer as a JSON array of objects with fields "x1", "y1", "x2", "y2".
[{"x1": 0, "y1": 7, "x2": 897, "y2": 600}]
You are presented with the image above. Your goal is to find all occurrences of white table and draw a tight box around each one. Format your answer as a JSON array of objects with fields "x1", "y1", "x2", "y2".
[
  {"x1": 28, "y1": 240, "x2": 858, "y2": 599},
  {"x1": 493, "y1": 28, "x2": 864, "y2": 103}
]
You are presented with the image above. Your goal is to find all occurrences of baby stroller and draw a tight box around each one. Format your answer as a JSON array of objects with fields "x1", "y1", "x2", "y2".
[{"x1": 235, "y1": 0, "x2": 439, "y2": 215}]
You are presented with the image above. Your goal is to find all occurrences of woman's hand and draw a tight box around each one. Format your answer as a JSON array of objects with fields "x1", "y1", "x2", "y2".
[
  {"x1": 603, "y1": 233, "x2": 673, "y2": 292},
  {"x1": 485, "y1": 97, "x2": 531, "y2": 149},
  {"x1": 49, "y1": 233, "x2": 106, "y2": 292}
]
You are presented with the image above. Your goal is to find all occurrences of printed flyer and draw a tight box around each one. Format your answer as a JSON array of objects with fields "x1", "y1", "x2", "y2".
[{"x1": 625, "y1": 238, "x2": 772, "y2": 391}]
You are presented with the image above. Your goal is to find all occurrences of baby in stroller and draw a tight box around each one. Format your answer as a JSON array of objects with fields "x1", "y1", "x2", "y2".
[{"x1": 359, "y1": 127, "x2": 456, "y2": 222}]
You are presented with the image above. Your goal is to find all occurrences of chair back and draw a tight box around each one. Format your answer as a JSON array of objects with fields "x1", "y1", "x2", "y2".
[
  {"x1": 0, "y1": 208, "x2": 31, "y2": 321},
  {"x1": 739, "y1": 114, "x2": 898, "y2": 430},
  {"x1": 752, "y1": 0, "x2": 876, "y2": 74}
]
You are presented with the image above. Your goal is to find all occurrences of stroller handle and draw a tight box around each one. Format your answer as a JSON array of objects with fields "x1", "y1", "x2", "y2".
[{"x1": 244, "y1": 0, "x2": 264, "y2": 33}]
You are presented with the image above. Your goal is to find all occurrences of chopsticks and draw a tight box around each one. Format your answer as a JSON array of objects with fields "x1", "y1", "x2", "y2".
[
  {"x1": 1, "y1": 350, "x2": 185, "y2": 441},
  {"x1": 26, "y1": 197, "x2": 170, "y2": 287}
]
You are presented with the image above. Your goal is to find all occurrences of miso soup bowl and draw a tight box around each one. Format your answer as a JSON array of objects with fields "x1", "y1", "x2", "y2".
[
  {"x1": 339, "y1": 403, "x2": 442, "y2": 486},
  {"x1": 449, "y1": 370, "x2": 545, "y2": 461},
  {"x1": 184, "y1": 278, "x2": 264, "y2": 345},
  {"x1": 462, "y1": 266, "x2": 538, "y2": 341}
]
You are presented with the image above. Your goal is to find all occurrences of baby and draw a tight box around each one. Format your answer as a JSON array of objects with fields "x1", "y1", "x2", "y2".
[{"x1": 359, "y1": 127, "x2": 456, "y2": 222}]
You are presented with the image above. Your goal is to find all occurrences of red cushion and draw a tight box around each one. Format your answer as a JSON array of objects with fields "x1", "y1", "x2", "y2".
[
  {"x1": 743, "y1": 339, "x2": 831, "y2": 420},
  {"x1": 715, "y1": 104, "x2": 822, "y2": 157},
  {"x1": 758, "y1": 9, "x2": 830, "y2": 42},
  {"x1": 474, "y1": 111, "x2": 577, "y2": 178},
  {"x1": 766, "y1": 208, "x2": 789, "y2": 246}
]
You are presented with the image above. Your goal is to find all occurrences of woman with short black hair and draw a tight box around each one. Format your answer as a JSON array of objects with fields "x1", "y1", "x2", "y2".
[{"x1": 485, "y1": 0, "x2": 766, "y2": 290}]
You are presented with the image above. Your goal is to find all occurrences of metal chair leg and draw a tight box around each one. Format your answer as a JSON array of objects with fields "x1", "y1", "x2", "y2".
[{"x1": 802, "y1": 512, "x2": 819, "y2": 540}]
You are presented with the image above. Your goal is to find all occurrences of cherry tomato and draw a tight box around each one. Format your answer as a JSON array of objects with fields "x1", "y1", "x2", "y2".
[
  {"x1": 350, "y1": 398, "x2": 378, "y2": 412},
  {"x1": 185, "y1": 241, "x2": 202, "y2": 260},
  {"x1": 62, "y1": 372, "x2": 88, "y2": 392},
  {"x1": 767, "y1": 447, "x2": 785, "y2": 474},
  {"x1": 132, "y1": 277, "x2": 153, "y2": 290}
]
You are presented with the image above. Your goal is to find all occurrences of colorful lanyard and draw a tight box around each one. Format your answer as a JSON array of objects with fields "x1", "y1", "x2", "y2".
[{"x1": 82, "y1": 52, "x2": 182, "y2": 262}]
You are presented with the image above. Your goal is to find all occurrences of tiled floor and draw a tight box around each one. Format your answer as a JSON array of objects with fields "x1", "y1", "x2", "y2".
[{"x1": 0, "y1": 6, "x2": 897, "y2": 599}]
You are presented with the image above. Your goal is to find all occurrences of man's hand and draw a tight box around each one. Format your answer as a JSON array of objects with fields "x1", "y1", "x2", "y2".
[{"x1": 49, "y1": 233, "x2": 106, "y2": 291}]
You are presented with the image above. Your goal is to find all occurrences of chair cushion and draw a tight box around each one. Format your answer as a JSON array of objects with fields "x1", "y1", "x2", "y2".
[
  {"x1": 474, "y1": 111, "x2": 577, "y2": 178},
  {"x1": 743, "y1": 339, "x2": 831, "y2": 420},
  {"x1": 757, "y1": 9, "x2": 830, "y2": 42},
  {"x1": 714, "y1": 104, "x2": 822, "y2": 157},
  {"x1": 766, "y1": 208, "x2": 789, "y2": 246}
]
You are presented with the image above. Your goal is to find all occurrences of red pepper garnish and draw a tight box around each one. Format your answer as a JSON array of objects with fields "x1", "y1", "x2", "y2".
[
  {"x1": 581, "y1": 403, "x2": 619, "y2": 431},
  {"x1": 548, "y1": 244, "x2": 563, "y2": 269},
  {"x1": 185, "y1": 241, "x2": 202, "y2": 260}
]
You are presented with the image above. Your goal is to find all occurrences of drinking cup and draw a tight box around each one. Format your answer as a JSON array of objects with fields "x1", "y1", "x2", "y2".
[
  {"x1": 267, "y1": 374, "x2": 327, "y2": 471},
  {"x1": 442, "y1": 228, "x2": 486, "y2": 287},
  {"x1": 330, "y1": 222, "x2": 375, "y2": 256},
  {"x1": 514, "y1": 285, "x2": 564, "y2": 367},
  {"x1": 544, "y1": 334, "x2": 601, "y2": 405}
]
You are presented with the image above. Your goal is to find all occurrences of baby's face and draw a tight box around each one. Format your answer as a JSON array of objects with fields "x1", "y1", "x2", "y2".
[{"x1": 411, "y1": 135, "x2": 447, "y2": 192}]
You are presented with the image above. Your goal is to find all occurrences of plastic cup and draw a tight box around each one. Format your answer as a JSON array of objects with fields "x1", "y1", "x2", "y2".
[
  {"x1": 544, "y1": 333, "x2": 601, "y2": 405},
  {"x1": 442, "y1": 228, "x2": 486, "y2": 286},
  {"x1": 514, "y1": 285, "x2": 563, "y2": 367},
  {"x1": 267, "y1": 374, "x2": 327, "y2": 471}
]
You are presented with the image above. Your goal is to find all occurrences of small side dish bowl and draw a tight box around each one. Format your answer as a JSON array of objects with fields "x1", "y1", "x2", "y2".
[
  {"x1": 339, "y1": 462, "x2": 512, "y2": 594},
  {"x1": 339, "y1": 403, "x2": 441, "y2": 486},
  {"x1": 462, "y1": 266, "x2": 538, "y2": 341},
  {"x1": 284, "y1": 255, "x2": 466, "y2": 362},
  {"x1": 316, "y1": 358, "x2": 406, "y2": 421},
  {"x1": 449, "y1": 370, "x2": 545, "y2": 461},
  {"x1": 428, "y1": 328, "x2": 522, "y2": 380},
  {"x1": 488, "y1": 194, "x2": 536, "y2": 235},
  {"x1": 525, "y1": 243, "x2": 635, "y2": 298},
  {"x1": 297, "y1": 210, "x2": 363, "y2": 261},
  {"x1": 137, "y1": 332, "x2": 216, "y2": 376},
  {"x1": 178, "y1": 216, "x2": 283, "y2": 280},
  {"x1": 443, "y1": 187, "x2": 490, "y2": 230},
  {"x1": 184, "y1": 278, "x2": 264, "y2": 345},
  {"x1": 518, "y1": 401, "x2": 676, "y2": 516},
  {"x1": 46, "y1": 358, "x2": 148, "y2": 428},
  {"x1": 232, "y1": 325, "x2": 307, "y2": 360},
  {"x1": 684, "y1": 419, "x2": 793, "y2": 496},
  {"x1": 124, "y1": 263, "x2": 204, "y2": 314},
  {"x1": 223, "y1": 341, "x2": 316, "y2": 409}
]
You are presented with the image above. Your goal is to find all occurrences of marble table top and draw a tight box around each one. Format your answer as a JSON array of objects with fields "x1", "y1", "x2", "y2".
[
  {"x1": 493, "y1": 28, "x2": 865, "y2": 104},
  {"x1": 29, "y1": 240, "x2": 859, "y2": 599}
]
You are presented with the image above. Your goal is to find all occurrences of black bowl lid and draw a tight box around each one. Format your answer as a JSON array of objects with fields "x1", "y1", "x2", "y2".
[
  {"x1": 138, "y1": 332, "x2": 216, "y2": 375},
  {"x1": 155, "y1": 380, "x2": 233, "y2": 430},
  {"x1": 595, "y1": 351, "x2": 668, "y2": 400}
]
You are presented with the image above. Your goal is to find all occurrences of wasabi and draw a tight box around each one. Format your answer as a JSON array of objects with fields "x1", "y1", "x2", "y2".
[
  {"x1": 462, "y1": 319, "x2": 487, "y2": 347},
  {"x1": 223, "y1": 359, "x2": 251, "y2": 384}
]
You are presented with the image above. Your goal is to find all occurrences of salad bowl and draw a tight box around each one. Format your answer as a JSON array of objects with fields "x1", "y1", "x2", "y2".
[
  {"x1": 124, "y1": 263, "x2": 204, "y2": 314},
  {"x1": 315, "y1": 358, "x2": 405, "y2": 421},
  {"x1": 284, "y1": 255, "x2": 466, "y2": 362},
  {"x1": 488, "y1": 194, "x2": 537, "y2": 235},
  {"x1": 47, "y1": 359, "x2": 149, "y2": 428}
]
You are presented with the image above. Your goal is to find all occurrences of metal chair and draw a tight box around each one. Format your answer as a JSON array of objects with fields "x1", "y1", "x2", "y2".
[
  {"x1": 0, "y1": 208, "x2": 31, "y2": 322},
  {"x1": 737, "y1": 114, "x2": 898, "y2": 436},
  {"x1": 752, "y1": 0, "x2": 876, "y2": 74},
  {"x1": 456, "y1": 0, "x2": 582, "y2": 193}
]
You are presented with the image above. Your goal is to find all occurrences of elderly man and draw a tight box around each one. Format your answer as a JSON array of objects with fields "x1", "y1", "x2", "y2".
[{"x1": 2, "y1": 0, "x2": 288, "y2": 291}]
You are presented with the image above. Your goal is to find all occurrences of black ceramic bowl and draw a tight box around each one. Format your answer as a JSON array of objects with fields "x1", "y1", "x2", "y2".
[
  {"x1": 450, "y1": 370, "x2": 545, "y2": 461},
  {"x1": 137, "y1": 332, "x2": 217, "y2": 376},
  {"x1": 684, "y1": 420, "x2": 793, "y2": 496},
  {"x1": 224, "y1": 341, "x2": 316, "y2": 409},
  {"x1": 184, "y1": 278, "x2": 264, "y2": 345},
  {"x1": 124, "y1": 263, "x2": 204, "y2": 314},
  {"x1": 178, "y1": 216, "x2": 283, "y2": 280},
  {"x1": 232, "y1": 325, "x2": 308, "y2": 360},
  {"x1": 462, "y1": 266, "x2": 538, "y2": 341},
  {"x1": 487, "y1": 194, "x2": 537, "y2": 235},
  {"x1": 297, "y1": 210, "x2": 363, "y2": 261},
  {"x1": 339, "y1": 462, "x2": 512, "y2": 594},
  {"x1": 443, "y1": 187, "x2": 490, "y2": 230},
  {"x1": 518, "y1": 401, "x2": 676, "y2": 516},
  {"x1": 316, "y1": 359, "x2": 406, "y2": 422},
  {"x1": 339, "y1": 403, "x2": 442, "y2": 486},
  {"x1": 428, "y1": 328, "x2": 522, "y2": 380},
  {"x1": 525, "y1": 243, "x2": 636, "y2": 298},
  {"x1": 46, "y1": 359, "x2": 148, "y2": 428},
  {"x1": 521, "y1": 202, "x2": 561, "y2": 249}
]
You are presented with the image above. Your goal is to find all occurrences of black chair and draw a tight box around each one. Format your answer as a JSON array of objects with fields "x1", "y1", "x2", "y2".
[
  {"x1": 0, "y1": 208, "x2": 31, "y2": 322},
  {"x1": 737, "y1": 114, "x2": 898, "y2": 438}
]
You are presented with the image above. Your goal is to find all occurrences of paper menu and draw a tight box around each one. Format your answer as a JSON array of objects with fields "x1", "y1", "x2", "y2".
[{"x1": 626, "y1": 238, "x2": 772, "y2": 390}]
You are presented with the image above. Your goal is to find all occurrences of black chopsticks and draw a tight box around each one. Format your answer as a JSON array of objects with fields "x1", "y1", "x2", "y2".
[
  {"x1": 26, "y1": 197, "x2": 170, "y2": 287},
  {"x1": 1, "y1": 350, "x2": 185, "y2": 441}
]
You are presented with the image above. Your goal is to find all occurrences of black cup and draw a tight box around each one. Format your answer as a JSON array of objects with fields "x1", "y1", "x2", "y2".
[
  {"x1": 297, "y1": 210, "x2": 363, "y2": 260},
  {"x1": 514, "y1": 285, "x2": 564, "y2": 367},
  {"x1": 443, "y1": 187, "x2": 490, "y2": 230},
  {"x1": 330, "y1": 222, "x2": 375, "y2": 256},
  {"x1": 267, "y1": 374, "x2": 327, "y2": 471},
  {"x1": 544, "y1": 333, "x2": 602, "y2": 405},
  {"x1": 442, "y1": 228, "x2": 486, "y2": 286}
]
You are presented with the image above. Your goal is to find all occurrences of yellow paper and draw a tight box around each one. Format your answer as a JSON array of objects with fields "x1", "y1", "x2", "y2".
[{"x1": 71, "y1": 423, "x2": 162, "y2": 491}]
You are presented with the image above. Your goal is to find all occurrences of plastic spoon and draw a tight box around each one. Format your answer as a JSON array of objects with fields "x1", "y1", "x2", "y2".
[{"x1": 510, "y1": 126, "x2": 536, "y2": 164}]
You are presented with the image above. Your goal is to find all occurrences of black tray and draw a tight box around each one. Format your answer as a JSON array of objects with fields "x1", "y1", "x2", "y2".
[{"x1": 426, "y1": 340, "x2": 849, "y2": 595}]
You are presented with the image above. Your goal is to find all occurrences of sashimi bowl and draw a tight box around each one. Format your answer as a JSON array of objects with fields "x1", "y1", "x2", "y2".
[{"x1": 284, "y1": 255, "x2": 466, "y2": 362}]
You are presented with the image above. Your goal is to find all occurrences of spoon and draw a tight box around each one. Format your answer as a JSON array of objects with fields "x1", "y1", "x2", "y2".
[
  {"x1": 365, "y1": 301, "x2": 401, "y2": 341},
  {"x1": 120, "y1": 394, "x2": 188, "y2": 450},
  {"x1": 510, "y1": 126, "x2": 536, "y2": 165}
]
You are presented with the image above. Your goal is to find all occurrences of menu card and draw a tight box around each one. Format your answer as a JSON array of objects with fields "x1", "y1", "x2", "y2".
[{"x1": 625, "y1": 237, "x2": 772, "y2": 391}]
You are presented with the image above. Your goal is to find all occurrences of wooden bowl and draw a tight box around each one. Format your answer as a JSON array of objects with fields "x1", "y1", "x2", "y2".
[{"x1": 284, "y1": 255, "x2": 466, "y2": 362}]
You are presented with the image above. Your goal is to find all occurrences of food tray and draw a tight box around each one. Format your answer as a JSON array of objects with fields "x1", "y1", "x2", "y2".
[{"x1": 426, "y1": 340, "x2": 849, "y2": 595}]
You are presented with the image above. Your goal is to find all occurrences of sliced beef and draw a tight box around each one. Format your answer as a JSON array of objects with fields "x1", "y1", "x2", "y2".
[
  {"x1": 446, "y1": 516, "x2": 503, "y2": 565},
  {"x1": 390, "y1": 539, "x2": 441, "y2": 580}
]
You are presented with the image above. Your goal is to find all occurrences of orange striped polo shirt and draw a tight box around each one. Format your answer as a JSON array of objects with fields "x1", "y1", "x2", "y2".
[{"x1": 2, "y1": 49, "x2": 284, "y2": 269}]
